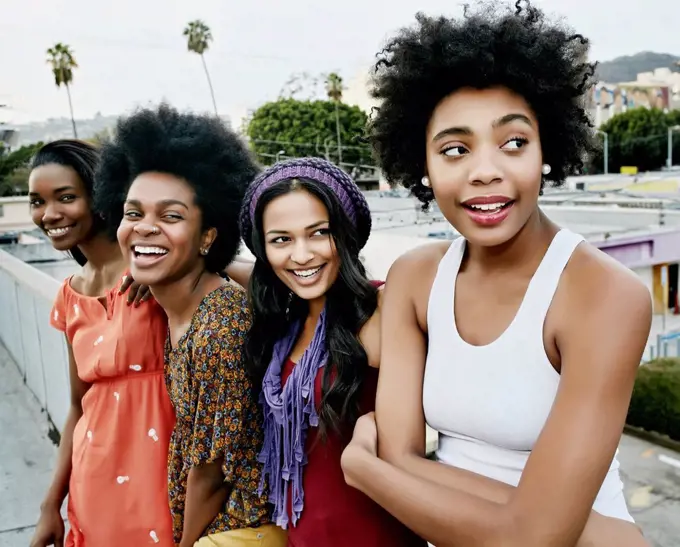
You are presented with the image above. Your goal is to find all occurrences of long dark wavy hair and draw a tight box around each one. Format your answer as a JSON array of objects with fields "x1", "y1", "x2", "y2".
[
  {"x1": 30, "y1": 140, "x2": 108, "y2": 266},
  {"x1": 245, "y1": 178, "x2": 378, "y2": 439}
]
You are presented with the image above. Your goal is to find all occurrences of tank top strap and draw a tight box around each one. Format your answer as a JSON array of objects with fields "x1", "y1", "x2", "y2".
[
  {"x1": 427, "y1": 237, "x2": 466, "y2": 333},
  {"x1": 518, "y1": 229, "x2": 585, "y2": 325}
]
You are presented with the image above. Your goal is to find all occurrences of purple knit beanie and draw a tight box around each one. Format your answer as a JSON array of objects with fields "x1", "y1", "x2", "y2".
[{"x1": 239, "y1": 157, "x2": 372, "y2": 253}]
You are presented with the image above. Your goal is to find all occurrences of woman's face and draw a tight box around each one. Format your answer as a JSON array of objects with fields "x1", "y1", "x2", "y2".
[
  {"x1": 425, "y1": 86, "x2": 543, "y2": 247},
  {"x1": 262, "y1": 188, "x2": 340, "y2": 303},
  {"x1": 28, "y1": 164, "x2": 94, "y2": 251},
  {"x1": 117, "y1": 172, "x2": 215, "y2": 287}
]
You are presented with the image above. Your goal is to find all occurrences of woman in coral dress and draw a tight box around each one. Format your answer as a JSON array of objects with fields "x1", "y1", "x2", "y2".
[{"x1": 28, "y1": 140, "x2": 176, "y2": 546}]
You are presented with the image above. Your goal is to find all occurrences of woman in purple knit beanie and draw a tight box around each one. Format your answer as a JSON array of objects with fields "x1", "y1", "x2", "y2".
[{"x1": 236, "y1": 157, "x2": 426, "y2": 547}]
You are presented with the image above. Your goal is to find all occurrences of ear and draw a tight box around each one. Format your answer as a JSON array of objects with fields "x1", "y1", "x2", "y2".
[{"x1": 201, "y1": 227, "x2": 217, "y2": 253}]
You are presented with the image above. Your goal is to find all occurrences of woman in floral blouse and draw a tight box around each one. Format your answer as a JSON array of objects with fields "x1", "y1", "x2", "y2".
[{"x1": 95, "y1": 104, "x2": 286, "y2": 547}]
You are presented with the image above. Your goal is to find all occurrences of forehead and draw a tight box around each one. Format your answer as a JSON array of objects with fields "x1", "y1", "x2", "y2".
[
  {"x1": 428, "y1": 87, "x2": 537, "y2": 136},
  {"x1": 29, "y1": 163, "x2": 83, "y2": 191},
  {"x1": 262, "y1": 190, "x2": 328, "y2": 230},
  {"x1": 127, "y1": 172, "x2": 195, "y2": 202}
]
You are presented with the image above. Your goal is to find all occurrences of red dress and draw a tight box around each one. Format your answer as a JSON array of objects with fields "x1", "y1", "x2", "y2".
[{"x1": 280, "y1": 306, "x2": 425, "y2": 546}]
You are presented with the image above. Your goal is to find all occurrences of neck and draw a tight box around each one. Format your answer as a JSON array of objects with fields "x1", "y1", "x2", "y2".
[
  {"x1": 465, "y1": 208, "x2": 558, "y2": 272},
  {"x1": 306, "y1": 295, "x2": 325, "y2": 326},
  {"x1": 151, "y1": 266, "x2": 218, "y2": 322},
  {"x1": 77, "y1": 233, "x2": 122, "y2": 271}
]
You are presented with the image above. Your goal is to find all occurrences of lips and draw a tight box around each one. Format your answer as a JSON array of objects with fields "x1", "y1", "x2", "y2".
[
  {"x1": 130, "y1": 244, "x2": 169, "y2": 268},
  {"x1": 45, "y1": 225, "x2": 75, "y2": 239},
  {"x1": 288, "y1": 264, "x2": 326, "y2": 286}
]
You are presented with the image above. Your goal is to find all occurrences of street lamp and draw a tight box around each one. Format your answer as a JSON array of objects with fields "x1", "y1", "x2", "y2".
[
  {"x1": 596, "y1": 129, "x2": 608, "y2": 175},
  {"x1": 668, "y1": 126, "x2": 680, "y2": 169}
]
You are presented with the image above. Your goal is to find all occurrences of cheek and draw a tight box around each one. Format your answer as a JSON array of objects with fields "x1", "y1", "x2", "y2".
[
  {"x1": 117, "y1": 222, "x2": 132, "y2": 249},
  {"x1": 264, "y1": 245, "x2": 287, "y2": 272},
  {"x1": 30, "y1": 207, "x2": 43, "y2": 225}
]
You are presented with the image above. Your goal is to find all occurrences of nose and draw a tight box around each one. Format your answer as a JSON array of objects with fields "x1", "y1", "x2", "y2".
[
  {"x1": 290, "y1": 240, "x2": 314, "y2": 265},
  {"x1": 133, "y1": 223, "x2": 158, "y2": 237},
  {"x1": 42, "y1": 202, "x2": 63, "y2": 224},
  {"x1": 467, "y1": 146, "x2": 503, "y2": 186}
]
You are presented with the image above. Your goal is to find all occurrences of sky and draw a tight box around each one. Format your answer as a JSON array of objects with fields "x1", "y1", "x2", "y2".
[{"x1": 1, "y1": 0, "x2": 679, "y2": 126}]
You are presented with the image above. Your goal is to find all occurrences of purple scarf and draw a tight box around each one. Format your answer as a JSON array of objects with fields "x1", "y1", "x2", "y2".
[{"x1": 258, "y1": 309, "x2": 328, "y2": 529}]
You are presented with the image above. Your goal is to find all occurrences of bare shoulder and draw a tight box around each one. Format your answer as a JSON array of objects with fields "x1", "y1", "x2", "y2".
[
  {"x1": 557, "y1": 242, "x2": 652, "y2": 369},
  {"x1": 564, "y1": 242, "x2": 651, "y2": 313},
  {"x1": 388, "y1": 240, "x2": 451, "y2": 286}
]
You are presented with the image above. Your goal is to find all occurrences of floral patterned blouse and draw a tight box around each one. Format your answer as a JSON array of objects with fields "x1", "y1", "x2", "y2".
[{"x1": 164, "y1": 283, "x2": 270, "y2": 544}]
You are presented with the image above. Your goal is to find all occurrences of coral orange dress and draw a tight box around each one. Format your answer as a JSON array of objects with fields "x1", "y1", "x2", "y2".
[{"x1": 51, "y1": 276, "x2": 175, "y2": 546}]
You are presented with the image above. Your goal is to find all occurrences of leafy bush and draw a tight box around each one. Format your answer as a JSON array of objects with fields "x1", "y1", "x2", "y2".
[{"x1": 626, "y1": 358, "x2": 680, "y2": 441}]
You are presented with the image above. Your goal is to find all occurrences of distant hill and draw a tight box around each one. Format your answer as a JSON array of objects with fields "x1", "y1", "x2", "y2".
[
  {"x1": 596, "y1": 52, "x2": 680, "y2": 83},
  {"x1": 10, "y1": 113, "x2": 119, "y2": 147}
]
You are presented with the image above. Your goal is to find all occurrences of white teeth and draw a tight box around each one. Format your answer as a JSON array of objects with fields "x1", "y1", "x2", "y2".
[
  {"x1": 134, "y1": 246, "x2": 168, "y2": 255},
  {"x1": 293, "y1": 267, "x2": 321, "y2": 278},
  {"x1": 47, "y1": 227, "x2": 71, "y2": 236},
  {"x1": 469, "y1": 202, "x2": 505, "y2": 211}
]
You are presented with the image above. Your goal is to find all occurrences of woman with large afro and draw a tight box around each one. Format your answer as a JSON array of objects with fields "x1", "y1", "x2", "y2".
[
  {"x1": 94, "y1": 104, "x2": 286, "y2": 547},
  {"x1": 341, "y1": 2, "x2": 651, "y2": 546}
]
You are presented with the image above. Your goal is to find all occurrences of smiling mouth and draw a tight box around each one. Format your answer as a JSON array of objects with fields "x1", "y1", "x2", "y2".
[
  {"x1": 132, "y1": 245, "x2": 169, "y2": 258},
  {"x1": 45, "y1": 225, "x2": 74, "y2": 238},
  {"x1": 289, "y1": 265, "x2": 325, "y2": 279},
  {"x1": 462, "y1": 201, "x2": 515, "y2": 213}
]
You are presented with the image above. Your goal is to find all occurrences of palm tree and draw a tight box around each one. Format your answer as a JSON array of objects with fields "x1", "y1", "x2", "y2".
[
  {"x1": 325, "y1": 72, "x2": 344, "y2": 165},
  {"x1": 46, "y1": 43, "x2": 78, "y2": 138},
  {"x1": 183, "y1": 20, "x2": 218, "y2": 116}
]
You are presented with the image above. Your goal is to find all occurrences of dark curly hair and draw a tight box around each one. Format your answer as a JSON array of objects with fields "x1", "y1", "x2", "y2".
[
  {"x1": 369, "y1": 0, "x2": 598, "y2": 205},
  {"x1": 30, "y1": 139, "x2": 106, "y2": 266},
  {"x1": 93, "y1": 104, "x2": 260, "y2": 272}
]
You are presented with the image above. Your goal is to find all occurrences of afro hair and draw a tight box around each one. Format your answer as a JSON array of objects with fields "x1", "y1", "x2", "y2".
[
  {"x1": 369, "y1": 0, "x2": 598, "y2": 206},
  {"x1": 94, "y1": 104, "x2": 260, "y2": 273}
]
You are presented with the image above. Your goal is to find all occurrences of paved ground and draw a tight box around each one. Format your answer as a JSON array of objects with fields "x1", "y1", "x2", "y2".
[{"x1": 1, "y1": 342, "x2": 679, "y2": 546}]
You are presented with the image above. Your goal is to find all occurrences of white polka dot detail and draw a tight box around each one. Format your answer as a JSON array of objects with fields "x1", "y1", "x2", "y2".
[
  {"x1": 148, "y1": 428, "x2": 159, "y2": 442},
  {"x1": 73, "y1": 304, "x2": 80, "y2": 316},
  {"x1": 149, "y1": 530, "x2": 159, "y2": 543},
  {"x1": 113, "y1": 392, "x2": 120, "y2": 401},
  {"x1": 93, "y1": 335, "x2": 104, "y2": 346},
  {"x1": 86, "y1": 430, "x2": 93, "y2": 442},
  {"x1": 129, "y1": 364, "x2": 142, "y2": 372},
  {"x1": 116, "y1": 475, "x2": 130, "y2": 484},
  {"x1": 53, "y1": 310, "x2": 59, "y2": 322}
]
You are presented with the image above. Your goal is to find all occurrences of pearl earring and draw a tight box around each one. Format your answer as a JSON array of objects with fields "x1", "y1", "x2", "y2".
[
  {"x1": 200, "y1": 248, "x2": 209, "y2": 255},
  {"x1": 421, "y1": 176, "x2": 431, "y2": 187},
  {"x1": 541, "y1": 164, "x2": 552, "y2": 176}
]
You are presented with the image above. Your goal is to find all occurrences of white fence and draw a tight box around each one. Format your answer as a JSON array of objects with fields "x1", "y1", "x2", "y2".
[{"x1": 0, "y1": 249, "x2": 70, "y2": 433}]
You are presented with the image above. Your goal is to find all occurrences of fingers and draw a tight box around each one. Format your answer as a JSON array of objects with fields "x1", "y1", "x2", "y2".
[{"x1": 119, "y1": 275, "x2": 132, "y2": 294}]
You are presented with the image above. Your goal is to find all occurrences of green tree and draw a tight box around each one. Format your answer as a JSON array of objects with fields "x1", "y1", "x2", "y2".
[
  {"x1": 245, "y1": 98, "x2": 371, "y2": 167},
  {"x1": 183, "y1": 20, "x2": 218, "y2": 116},
  {"x1": 0, "y1": 142, "x2": 43, "y2": 196},
  {"x1": 325, "y1": 72, "x2": 344, "y2": 164},
  {"x1": 589, "y1": 108, "x2": 679, "y2": 173},
  {"x1": 47, "y1": 43, "x2": 78, "y2": 138}
]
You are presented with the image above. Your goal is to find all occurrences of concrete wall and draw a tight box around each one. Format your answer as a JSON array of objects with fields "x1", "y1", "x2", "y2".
[
  {"x1": 0, "y1": 196, "x2": 33, "y2": 233},
  {"x1": 0, "y1": 249, "x2": 70, "y2": 431}
]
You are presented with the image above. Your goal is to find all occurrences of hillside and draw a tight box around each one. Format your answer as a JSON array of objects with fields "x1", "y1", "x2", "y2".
[{"x1": 597, "y1": 51, "x2": 679, "y2": 83}]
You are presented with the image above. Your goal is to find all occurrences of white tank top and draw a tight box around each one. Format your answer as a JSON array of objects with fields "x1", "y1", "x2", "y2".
[{"x1": 423, "y1": 229, "x2": 633, "y2": 522}]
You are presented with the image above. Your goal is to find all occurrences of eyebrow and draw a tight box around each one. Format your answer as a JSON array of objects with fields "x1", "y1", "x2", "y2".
[
  {"x1": 28, "y1": 185, "x2": 76, "y2": 197},
  {"x1": 266, "y1": 220, "x2": 329, "y2": 236},
  {"x1": 125, "y1": 198, "x2": 189, "y2": 209},
  {"x1": 432, "y1": 113, "x2": 534, "y2": 142}
]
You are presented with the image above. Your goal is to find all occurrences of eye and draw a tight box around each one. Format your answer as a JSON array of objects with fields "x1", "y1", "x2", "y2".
[
  {"x1": 123, "y1": 210, "x2": 141, "y2": 219},
  {"x1": 312, "y1": 228, "x2": 330, "y2": 237},
  {"x1": 29, "y1": 198, "x2": 44, "y2": 207},
  {"x1": 441, "y1": 145, "x2": 468, "y2": 158},
  {"x1": 501, "y1": 137, "x2": 529, "y2": 150},
  {"x1": 162, "y1": 213, "x2": 183, "y2": 221},
  {"x1": 59, "y1": 194, "x2": 77, "y2": 202},
  {"x1": 269, "y1": 236, "x2": 290, "y2": 244}
]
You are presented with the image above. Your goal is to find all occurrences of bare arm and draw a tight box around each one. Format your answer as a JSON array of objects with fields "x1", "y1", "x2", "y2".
[
  {"x1": 180, "y1": 461, "x2": 228, "y2": 547},
  {"x1": 347, "y1": 247, "x2": 651, "y2": 547},
  {"x1": 40, "y1": 338, "x2": 89, "y2": 511}
]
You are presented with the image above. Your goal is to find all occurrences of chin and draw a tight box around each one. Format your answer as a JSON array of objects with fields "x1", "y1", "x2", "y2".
[{"x1": 290, "y1": 284, "x2": 329, "y2": 302}]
